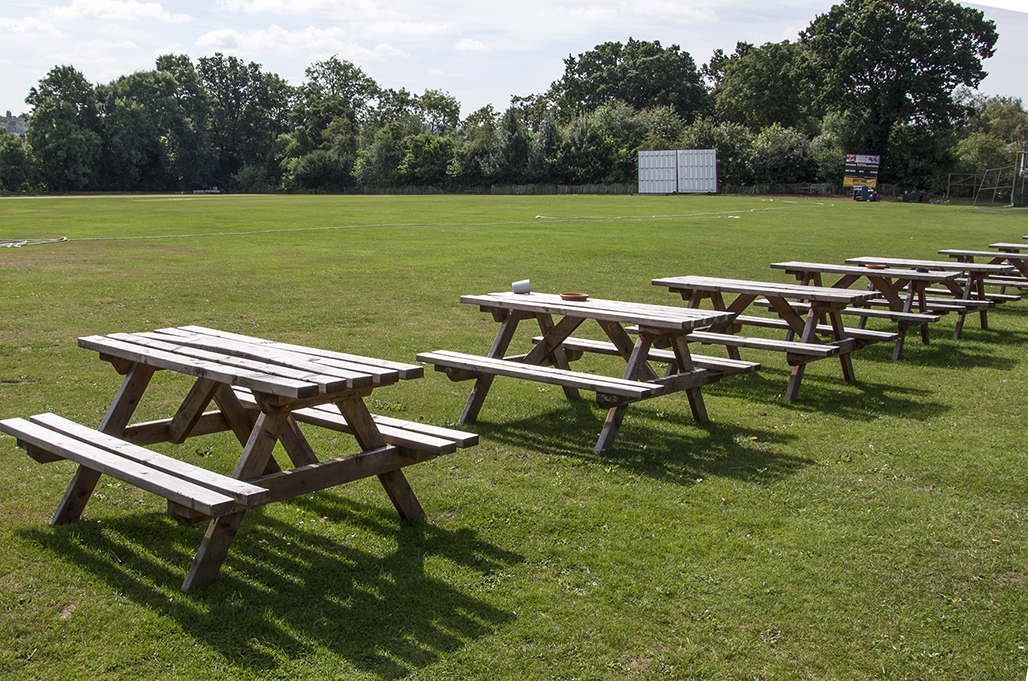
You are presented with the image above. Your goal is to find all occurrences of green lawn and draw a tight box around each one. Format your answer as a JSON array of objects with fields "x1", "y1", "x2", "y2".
[{"x1": 1, "y1": 193, "x2": 1026, "y2": 680}]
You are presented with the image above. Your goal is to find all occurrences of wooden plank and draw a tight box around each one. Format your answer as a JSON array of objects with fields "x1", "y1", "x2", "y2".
[
  {"x1": 28, "y1": 413, "x2": 269, "y2": 504},
  {"x1": 0, "y1": 417, "x2": 241, "y2": 517},
  {"x1": 845, "y1": 256, "x2": 1015, "y2": 274},
  {"x1": 938, "y1": 248, "x2": 1028, "y2": 261},
  {"x1": 231, "y1": 388, "x2": 458, "y2": 455},
  {"x1": 652, "y1": 275, "x2": 880, "y2": 305},
  {"x1": 417, "y1": 350, "x2": 657, "y2": 398},
  {"x1": 78, "y1": 334, "x2": 321, "y2": 399},
  {"x1": 770, "y1": 261, "x2": 959, "y2": 282},
  {"x1": 460, "y1": 292, "x2": 734, "y2": 330},
  {"x1": 688, "y1": 330, "x2": 841, "y2": 357},
  {"x1": 109, "y1": 331, "x2": 364, "y2": 393},
  {"x1": 250, "y1": 445, "x2": 428, "y2": 503},
  {"x1": 170, "y1": 326, "x2": 423, "y2": 380},
  {"x1": 529, "y1": 336, "x2": 760, "y2": 374},
  {"x1": 751, "y1": 299, "x2": 940, "y2": 323}
]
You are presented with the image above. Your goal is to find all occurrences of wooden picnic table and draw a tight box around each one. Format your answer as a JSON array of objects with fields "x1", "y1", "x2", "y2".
[
  {"x1": 941, "y1": 247, "x2": 1028, "y2": 292},
  {"x1": 769, "y1": 261, "x2": 960, "y2": 360},
  {"x1": 418, "y1": 292, "x2": 755, "y2": 454},
  {"x1": 0, "y1": 326, "x2": 474, "y2": 590},
  {"x1": 652, "y1": 275, "x2": 889, "y2": 402},
  {"x1": 844, "y1": 256, "x2": 1015, "y2": 338}
]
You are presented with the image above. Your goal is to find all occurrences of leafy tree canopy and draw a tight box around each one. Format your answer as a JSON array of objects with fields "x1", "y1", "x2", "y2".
[
  {"x1": 548, "y1": 38, "x2": 708, "y2": 122},
  {"x1": 801, "y1": 0, "x2": 997, "y2": 153}
]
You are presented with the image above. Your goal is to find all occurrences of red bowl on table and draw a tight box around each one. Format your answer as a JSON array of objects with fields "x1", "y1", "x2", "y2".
[
  {"x1": 864, "y1": 263, "x2": 887, "y2": 270},
  {"x1": 560, "y1": 293, "x2": 589, "y2": 301}
]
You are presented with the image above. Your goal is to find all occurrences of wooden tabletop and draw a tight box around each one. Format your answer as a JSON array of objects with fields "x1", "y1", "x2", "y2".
[
  {"x1": 990, "y1": 243, "x2": 1028, "y2": 251},
  {"x1": 845, "y1": 256, "x2": 1015, "y2": 274},
  {"x1": 938, "y1": 249, "x2": 1028, "y2": 261},
  {"x1": 78, "y1": 325, "x2": 423, "y2": 400},
  {"x1": 652, "y1": 275, "x2": 880, "y2": 304},
  {"x1": 771, "y1": 261, "x2": 959, "y2": 282},
  {"x1": 461, "y1": 292, "x2": 735, "y2": 331}
]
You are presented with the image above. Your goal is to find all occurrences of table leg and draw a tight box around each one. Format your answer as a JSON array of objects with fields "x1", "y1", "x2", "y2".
[
  {"x1": 182, "y1": 408, "x2": 289, "y2": 589},
  {"x1": 51, "y1": 363, "x2": 155, "y2": 526},
  {"x1": 595, "y1": 405, "x2": 628, "y2": 455},
  {"x1": 336, "y1": 397, "x2": 425, "y2": 520},
  {"x1": 534, "y1": 313, "x2": 581, "y2": 401},
  {"x1": 709, "y1": 292, "x2": 741, "y2": 360},
  {"x1": 668, "y1": 334, "x2": 707, "y2": 422},
  {"x1": 460, "y1": 309, "x2": 523, "y2": 423},
  {"x1": 182, "y1": 510, "x2": 245, "y2": 591},
  {"x1": 784, "y1": 312, "x2": 820, "y2": 402},
  {"x1": 976, "y1": 275, "x2": 989, "y2": 330},
  {"x1": 825, "y1": 310, "x2": 856, "y2": 383}
]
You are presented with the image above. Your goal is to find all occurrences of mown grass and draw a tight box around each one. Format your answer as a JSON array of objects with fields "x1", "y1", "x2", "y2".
[{"x1": 0, "y1": 193, "x2": 1026, "y2": 679}]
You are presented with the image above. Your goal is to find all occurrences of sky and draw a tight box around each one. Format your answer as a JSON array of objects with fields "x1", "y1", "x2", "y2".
[{"x1": 2, "y1": 0, "x2": 1026, "y2": 119}]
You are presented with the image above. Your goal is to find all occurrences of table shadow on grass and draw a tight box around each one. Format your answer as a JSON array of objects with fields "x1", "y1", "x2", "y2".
[
  {"x1": 699, "y1": 368, "x2": 950, "y2": 421},
  {"x1": 472, "y1": 400, "x2": 811, "y2": 488},
  {"x1": 845, "y1": 329, "x2": 1024, "y2": 370},
  {"x1": 22, "y1": 496, "x2": 521, "y2": 679}
]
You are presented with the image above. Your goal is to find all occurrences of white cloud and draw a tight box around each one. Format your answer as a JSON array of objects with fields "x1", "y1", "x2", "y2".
[
  {"x1": 43, "y1": 0, "x2": 190, "y2": 23},
  {"x1": 0, "y1": 17, "x2": 64, "y2": 36},
  {"x1": 455, "y1": 38, "x2": 488, "y2": 52},
  {"x1": 355, "y1": 20, "x2": 454, "y2": 37},
  {"x1": 197, "y1": 24, "x2": 407, "y2": 61}
]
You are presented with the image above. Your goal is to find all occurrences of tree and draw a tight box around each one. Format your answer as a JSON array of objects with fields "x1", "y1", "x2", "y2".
[
  {"x1": 447, "y1": 105, "x2": 496, "y2": 187},
  {"x1": 26, "y1": 65, "x2": 103, "y2": 191},
  {"x1": 548, "y1": 38, "x2": 709, "y2": 122},
  {"x1": 155, "y1": 54, "x2": 217, "y2": 189},
  {"x1": 396, "y1": 134, "x2": 455, "y2": 186},
  {"x1": 801, "y1": 0, "x2": 997, "y2": 157},
  {"x1": 0, "y1": 131, "x2": 32, "y2": 190},
  {"x1": 748, "y1": 124, "x2": 816, "y2": 185},
  {"x1": 198, "y1": 53, "x2": 292, "y2": 186},
  {"x1": 293, "y1": 57, "x2": 378, "y2": 144},
  {"x1": 482, "y1": 108, "x2": 530, "y2": 184},
  {"x1": 713, "y1": 41, "x2": 816, "y2": 132},
  {"x1": 678, "y1": 117, "x2": 754, "y2": 186}
]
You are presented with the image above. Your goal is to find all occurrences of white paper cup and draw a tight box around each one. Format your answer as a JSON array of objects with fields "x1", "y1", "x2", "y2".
[{"x1": 512, "y1": 279, "x2": 530, "y2": 294}]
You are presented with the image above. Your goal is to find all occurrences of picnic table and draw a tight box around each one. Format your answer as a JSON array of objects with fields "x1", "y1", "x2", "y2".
[
  {"x1": 844, "y1": 256, "x2": 1015, "y2": 338},
  {"x1": 0, "y1": 326, "x2": 475, "y2": 590},
  {"x1": 769, "y1": 261, "x2": 960, "y2": 360},
  {"x1": 940, "y1": 246, "x2": 1028, "y2": 293},
  {"x1": 652, "y1": 275, "x2": 892, "y2": 402},
  {"x1": 418, "y1": 292, "x2": 758, "y2": 454}
]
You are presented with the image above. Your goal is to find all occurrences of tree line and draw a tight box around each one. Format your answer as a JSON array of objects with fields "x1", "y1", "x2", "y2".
[{"x1": 1, "y1": 0, "x2": 1026, "y2": 195}]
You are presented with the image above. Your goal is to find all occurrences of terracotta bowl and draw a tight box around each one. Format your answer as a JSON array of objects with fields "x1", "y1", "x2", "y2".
[
  {"x1": 560, "y1": 293, "x2": 589, "y2": 301},
  {"x1": 864, "y1": 263, "x2": 887, "y2": 270}
]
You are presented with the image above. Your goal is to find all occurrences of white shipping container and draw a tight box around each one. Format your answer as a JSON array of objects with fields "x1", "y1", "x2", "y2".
[
  {"x1": 637, "y1": 150, "x2": 678, "y2": 194},
  {"x1": 637, "y1": 149, "x2": 717, "y2": 194},
  {"x1": 677, "y1": 149, "x2": 717, "y2": 194}
]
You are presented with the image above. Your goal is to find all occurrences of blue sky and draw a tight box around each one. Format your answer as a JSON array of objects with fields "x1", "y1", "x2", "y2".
[{"x1": 2, "y1": 0, "x2": 1026, "y2": 118}]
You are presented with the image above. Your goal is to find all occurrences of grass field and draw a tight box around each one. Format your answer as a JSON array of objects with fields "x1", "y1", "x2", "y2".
[{"x1": 0, "y1": 193, "x2": 1026, "y2": 680}]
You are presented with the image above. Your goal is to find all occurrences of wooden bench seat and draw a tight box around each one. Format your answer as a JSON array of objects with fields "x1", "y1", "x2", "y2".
[
  {"x1": 529, "y1": 336, "x2": 761, "y2": 376},
  {"x1": 0, "y1": 413, "x2": 270, "y2": 519},
  {"x1": 624, "y1": 325, "x2": 841, "y2": 358},
  {"x1": 946, "y1": 281, "x2": 1023, "y2": 300},
  {"x1": 417, "y1": 350, "x2": 659, "y2": 400},
  {"x1": 734, "y1": 315, "x2": 898, "y2": 345},
  {"x1": 751, "y1": 299, "x2": 941, "y2": 324},
  {"x1": 231, "y1": 388, "x2": 477, "y2": 455},
  {"x1": 916, "y1": 289, "x2": 1005, "y2": 305}
]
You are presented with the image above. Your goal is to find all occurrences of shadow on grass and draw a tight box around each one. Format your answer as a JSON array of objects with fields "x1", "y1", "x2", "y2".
[
  {"x1": 705, "y1": 368, "x2": 949, "y2": 422},
  {"x1": 849, "y1": 328, "x2": 1025, "y2": 370},
  {"x1": 23, "y1": 496, "x2": 521, "y2": 679},
  {"x1": 472, "y1": 399, "x2": 812, "y2": 488}
]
